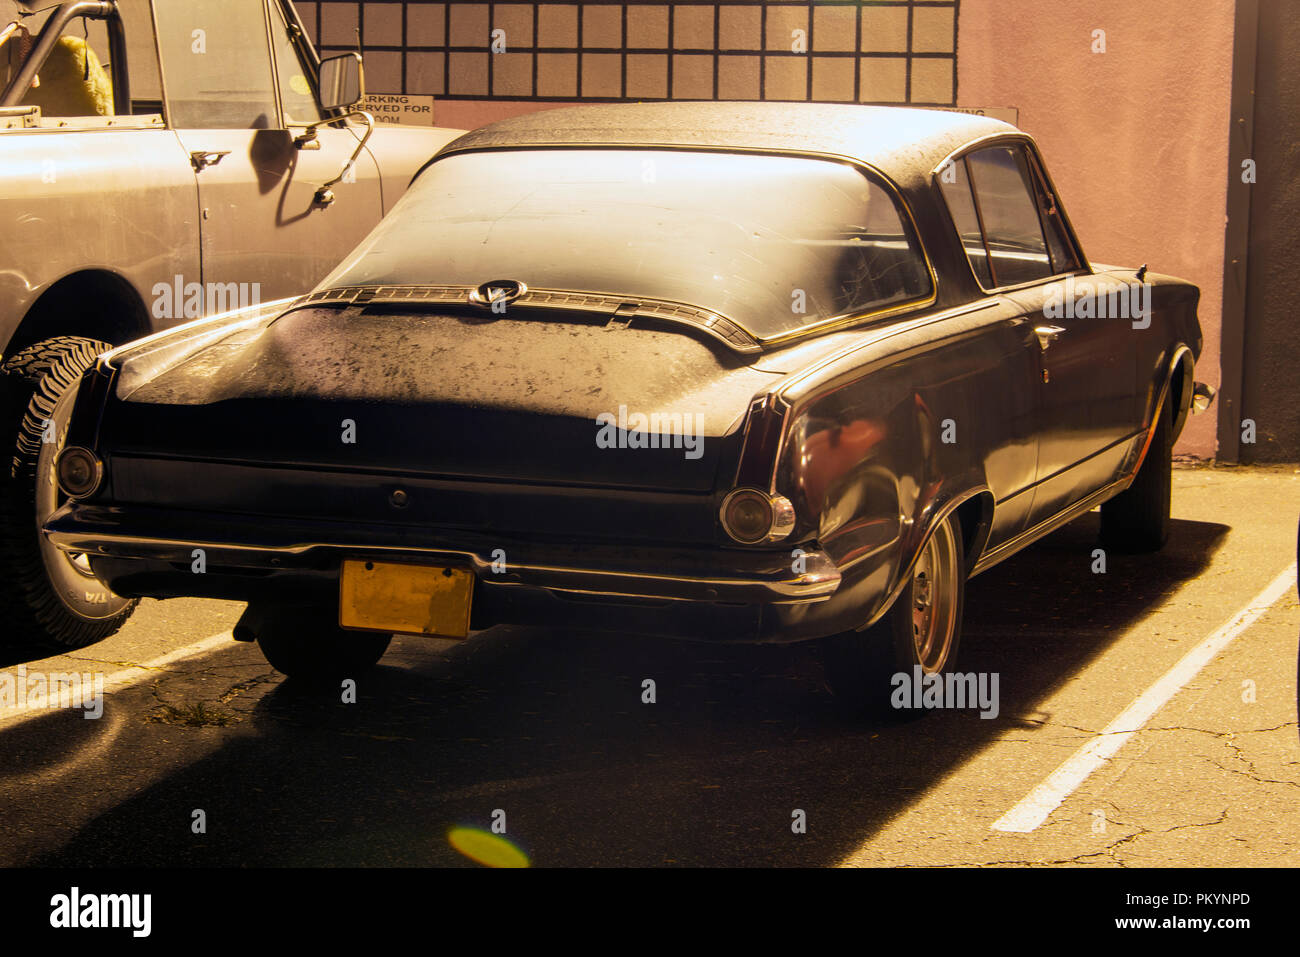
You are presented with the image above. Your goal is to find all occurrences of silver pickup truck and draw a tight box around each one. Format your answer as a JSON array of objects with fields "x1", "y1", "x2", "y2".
[{"x1": 0, "y1": 0, "x2": 461, "y2": 648}]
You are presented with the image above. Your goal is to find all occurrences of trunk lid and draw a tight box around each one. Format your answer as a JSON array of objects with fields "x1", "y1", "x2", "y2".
[{"x1": 103, "y1": 306, "x2": 782, "y2": 493}]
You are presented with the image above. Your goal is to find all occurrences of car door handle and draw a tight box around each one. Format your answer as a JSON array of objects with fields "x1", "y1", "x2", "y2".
[
  {"x1": 1034, "y1": 325, "x2": 1066, "y2": 351},
  {"x1": 190, "y1": 150, "x2": 231, "y2": 172}
]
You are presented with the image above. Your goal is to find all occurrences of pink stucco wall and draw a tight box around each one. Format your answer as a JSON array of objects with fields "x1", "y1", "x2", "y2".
[
  {"x1": 434, "y1": 99, "x2": 561, "y2": 130},
  {"x1": 432, "y1": 2, "x2": 1234, "y2": 457},
  {"x1": 958, "y1": 0, "x2": 1235, "y2": 457}
]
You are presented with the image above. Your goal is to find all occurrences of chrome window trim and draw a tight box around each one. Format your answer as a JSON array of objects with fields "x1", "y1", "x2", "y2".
[
  {"x1": 418, "y1": 142, "x2": 941, "y2": 348},
  {"x1": 931, "y1": 132, "x2": 1093, "y2": 296},
  {"x1": 293, "y1": 283, "x2": 763, "y2": 354}
]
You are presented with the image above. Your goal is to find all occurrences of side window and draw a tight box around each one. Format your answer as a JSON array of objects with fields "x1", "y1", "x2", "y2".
[
  {"x1": 4, "y1": 1, "x2": 157, "y2": 118},
  {"x1": 965, "y1": 147, "x2": 1052, "y2": 286},
  {"x1": 15, "y1": 25, "x2": 118, "y2": 118},
  {"x1": 937, "y1": 159, "x2": 994, "y2": 287},
  {"x1": 269, "y1": 1, "x2": 323, "y2": 125},
  {"x1": 940, "y1": 144, "x2": 1080, "y2": 289},
  {"x1": 153, "y1": 0, "x2": 278, "y2": 129},
  {"x1": 120, "y1": 0, "x2": 163, "y2": 112},
  {"x1": 1026, "y1": 151, "x2": 1082, "y2": 275}
]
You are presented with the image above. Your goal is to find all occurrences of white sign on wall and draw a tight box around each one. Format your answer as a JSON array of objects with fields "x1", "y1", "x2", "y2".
[
  {"x1": 359, "y1": 94, "x2": 437, "y2": 126},
  {"x1": 935, "y1": 106, "x2": 1021, "y2": 127}
]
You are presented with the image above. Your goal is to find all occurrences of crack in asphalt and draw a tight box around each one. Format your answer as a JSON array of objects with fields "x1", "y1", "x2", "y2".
[
  {"x1": 216, "y1": 672, "x2": 280, "y2": 705},
  {"x1": 912, "y1": 799, "x2": 1239, "y2": 869},
  {"x1": 1211, "y1": 731, "x2": 1300, "y2": 790}
]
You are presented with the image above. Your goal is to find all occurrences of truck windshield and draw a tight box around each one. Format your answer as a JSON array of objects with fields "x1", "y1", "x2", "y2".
[{"x1": 317, "y1": 148, "x2": 934, "y2": 341}]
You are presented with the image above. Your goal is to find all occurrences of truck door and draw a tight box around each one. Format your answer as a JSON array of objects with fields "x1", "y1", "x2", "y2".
[
  {"x1": 0, "y1": 0, "x2": 199, "y2": 341},
  {"x1": 152, "y1": 0, "x2": 384, "y2": 305}
]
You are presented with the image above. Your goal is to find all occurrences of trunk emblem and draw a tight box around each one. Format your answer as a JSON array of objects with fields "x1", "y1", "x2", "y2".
[{"x1": 469, "y1": 279, "x2": 527, "y2": 309}]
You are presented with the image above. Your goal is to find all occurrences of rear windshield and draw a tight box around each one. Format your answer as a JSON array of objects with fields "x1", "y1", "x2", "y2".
[{"x1": 318, "y1": 148, "x2": 933, "y2": 340}]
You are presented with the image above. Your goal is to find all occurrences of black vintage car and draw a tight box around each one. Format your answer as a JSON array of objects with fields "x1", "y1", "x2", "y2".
[{"x1": 39, "y1": 103, "x2": 1213, "y2": 713}]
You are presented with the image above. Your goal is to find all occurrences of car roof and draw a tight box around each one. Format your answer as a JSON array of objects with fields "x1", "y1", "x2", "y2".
[{"x1": 438, "y1": 102, "x2": 1020, "y2": 191}]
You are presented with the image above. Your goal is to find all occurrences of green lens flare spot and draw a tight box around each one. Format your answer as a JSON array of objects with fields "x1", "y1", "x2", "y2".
[{"x1": 447, "y1": 827, "x2": 530, "y2": 868}]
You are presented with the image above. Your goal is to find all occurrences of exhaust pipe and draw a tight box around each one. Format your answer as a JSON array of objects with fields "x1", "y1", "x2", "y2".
[{"x1": 1191, "y1": 381, "x2": 1217, "y2": 414}]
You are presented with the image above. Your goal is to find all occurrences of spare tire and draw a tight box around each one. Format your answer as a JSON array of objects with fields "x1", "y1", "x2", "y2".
[{"x1": 0, "y1": 336, "x2": 137, "y2": 648}]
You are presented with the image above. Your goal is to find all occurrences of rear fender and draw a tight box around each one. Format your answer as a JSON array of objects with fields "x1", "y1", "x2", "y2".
[
  {"x1": 1129, "y1": 344, "x2": 1194, "y2": 480},
  {"x1": 766, "y1": 349, "x2": 999, "y2": 627}
]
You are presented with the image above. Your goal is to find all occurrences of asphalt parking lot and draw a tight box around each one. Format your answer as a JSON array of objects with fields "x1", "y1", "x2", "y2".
[{"x1": 1, "y1": 464, "x2": 1295, "y2": 867}]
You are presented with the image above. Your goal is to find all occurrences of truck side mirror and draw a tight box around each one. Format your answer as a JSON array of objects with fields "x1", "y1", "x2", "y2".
[{"x1": 318, "y1": 52, "x2": 363, "y2": 111}]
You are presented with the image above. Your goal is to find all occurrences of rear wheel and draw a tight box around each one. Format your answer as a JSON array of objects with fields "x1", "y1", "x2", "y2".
[
  {"x1": 0, "y1": 337, "x2": 137, "y2": 648},
  {"x1": 1100, "y1": 396, "x2": 1172, "y2": 553},
  {"x1": 251, "y1": 606, "x2": 392, "y2": 683},
  {"x1": 819, "y1": 515, "x2": 965, "y2": 718}
]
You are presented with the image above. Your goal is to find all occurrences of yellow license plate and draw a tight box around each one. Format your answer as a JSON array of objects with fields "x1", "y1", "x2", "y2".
[{"x1": 339, "y1": 559, "x2": 473, "y2": 638}]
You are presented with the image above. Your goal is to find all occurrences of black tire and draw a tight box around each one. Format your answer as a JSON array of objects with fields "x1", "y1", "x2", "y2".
[
  {"x1": 819, "y1": 514, "x2": 965, "y2": 718},
  {"x1": 0, "y1": 336, "x2": 137, "y2": 648},
  {"x1": 1100, "y1": 397, "x2": 1172, "y2": 553},
  {"x1": 254, "y1": 606, "x2": 392, "y2": 683}
]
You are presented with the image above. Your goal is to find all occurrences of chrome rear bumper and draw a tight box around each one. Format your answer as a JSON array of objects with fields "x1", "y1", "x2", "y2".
[{"x1": 44, "y1": 503, "x2": 841, "y2": 605}]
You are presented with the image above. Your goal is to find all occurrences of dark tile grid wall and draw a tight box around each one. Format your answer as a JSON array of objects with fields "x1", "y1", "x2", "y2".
[{"x1": 295, "y1": 1, "x2": 958, "y2": 105}]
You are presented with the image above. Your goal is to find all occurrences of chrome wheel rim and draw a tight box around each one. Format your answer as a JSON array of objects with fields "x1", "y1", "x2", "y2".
[{"x1": 911, "y1": 521, "x2": 960, "y2": 672}]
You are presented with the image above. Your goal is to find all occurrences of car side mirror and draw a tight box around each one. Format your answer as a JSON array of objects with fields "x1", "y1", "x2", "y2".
[{"x1": 318, "y1": 52, "x2": 364, "y2": 111}]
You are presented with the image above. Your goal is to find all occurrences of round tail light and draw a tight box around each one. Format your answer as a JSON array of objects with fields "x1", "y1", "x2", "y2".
[
  {"x1": 56, "y1": 447, "x2": 103, "y2": 499},
  {"x1": 720, "y1": 488, "x2": 796, "y2": 544}
]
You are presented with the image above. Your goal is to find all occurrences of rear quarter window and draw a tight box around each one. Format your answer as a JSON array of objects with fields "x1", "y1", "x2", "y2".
[{"x1": 939, "y1": 142, "x2": 1083, "y2": 290}]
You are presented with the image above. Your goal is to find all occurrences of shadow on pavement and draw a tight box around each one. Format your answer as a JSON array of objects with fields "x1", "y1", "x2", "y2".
[{"x1": 27, "y1": 513, "x2": 1228, "y2": 866}]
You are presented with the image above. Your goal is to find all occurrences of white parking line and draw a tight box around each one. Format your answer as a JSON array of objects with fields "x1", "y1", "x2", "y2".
[
  {"x1": 0, "y1": 630, "x2": 235, "y2": 728},
  {"x1": 991, "y1": 562, "x2": 1297, "y2": 834}
]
